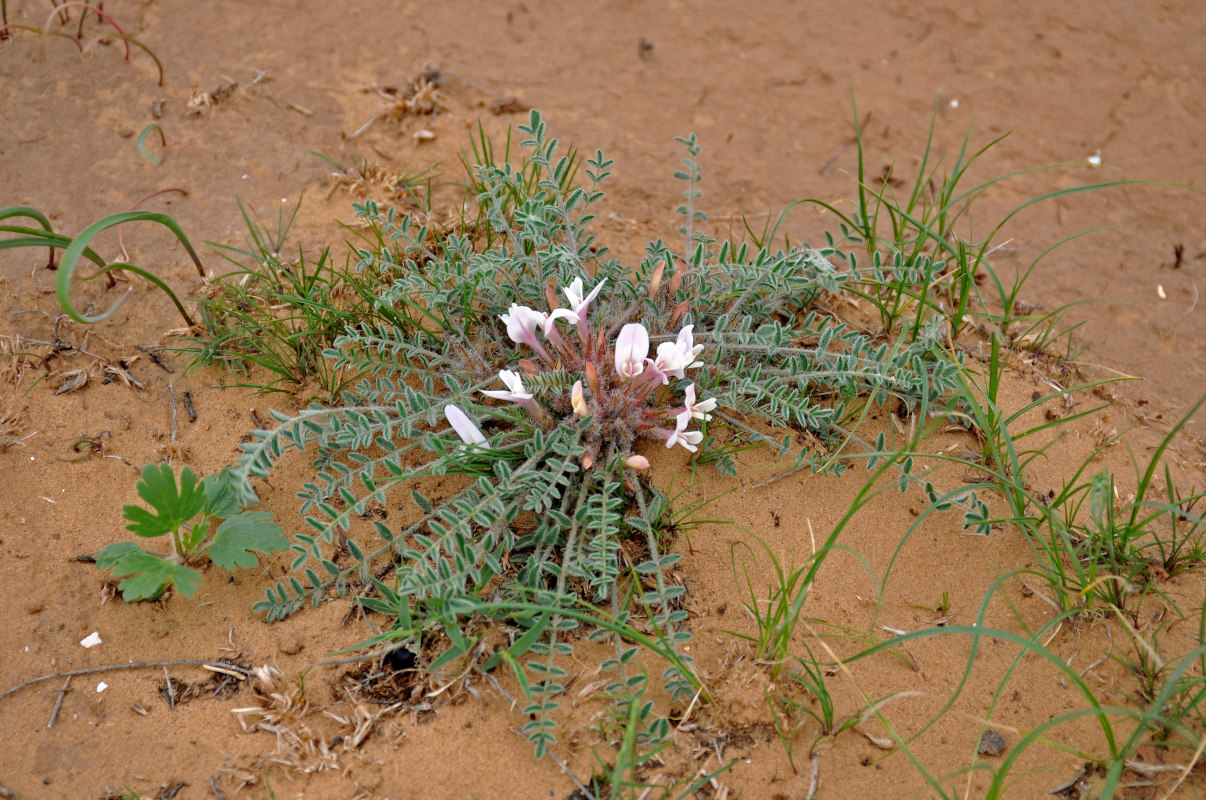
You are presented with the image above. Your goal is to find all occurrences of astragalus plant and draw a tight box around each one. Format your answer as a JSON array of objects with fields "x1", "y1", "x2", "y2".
[{"x1": 227, "y1": 111, "x2": 960, "y2": 753}]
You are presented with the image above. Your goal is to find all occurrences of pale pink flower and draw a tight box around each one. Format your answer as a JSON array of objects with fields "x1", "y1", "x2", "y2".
[
  {"x1": 647, "y1": 341, "x2": 686, "y2": 384},
  {"x1": 623, "y1": 455, "x2": 651, "y2": 471},
  {"x1": 482, "y1": 370, "x2": 547, "y2": 420},
  {"x1": 500, "y1": 304, "x2": 554, "y2": 362},
  {"x1": 561, "y1": 277, "x2": 606, "y2": 344},
  {"x1": 654, "y1": 411, "x2": 703, "y2": 452},
  {"x1": 675, "y1": 325, "x2": 705, "y2": 369},
  {"x1": 443, "y1": 405, "x2": 486, "y2": 445},
  {"x1": 540, "y1": 308, "x2": 577, "y2": 354},
  {"x1": 563, "y1": 277, "x2": 606, "y2": 319},
  {"x1": 614, "y1": 323, "x2": 649, "y2": 380},
  {"x1": 681, "y1": 384, "x2": 717, "y2": 421}
]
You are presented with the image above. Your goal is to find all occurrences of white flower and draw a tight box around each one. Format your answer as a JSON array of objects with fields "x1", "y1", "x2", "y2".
[
  {"x1": 482, "y1": 370, "x2": 547, "y2": 420},
  {"x1": 675, "y1": 325, "x2": 704, "y2": 369},
  {"x1": 563, "y1": 277, "x2": 605, "y2": 317},
  {"x1": 614, "y1": 323, "x2": 649, "y2": 379},
  {"x1": 661, "y1": 411, "x2": 703, "y2": 452},
  {"x1": 443, "y1": 404, "x2": 486, "y2": 445},
  {"x1": 542, "y1": 307, "x2": 579, "y2": 332},
  {"x1": 500, "y1": 304, "x2": 546, "y2": 347},
  {"x1": 562, "y1": 277, "x2": 606, "y2": 343},
  {"x1": 482, "y1": 369, "x2": 533, "y2": 404},
  {"x1": 500, "y1": 304, "x2": 556, "y2": 363},
  {"x1": 682, "y1": 384, "x2": 717, "y2": 421},
  {"x1": 650, "y1": 341, "x2": 687, "y2": 383}
]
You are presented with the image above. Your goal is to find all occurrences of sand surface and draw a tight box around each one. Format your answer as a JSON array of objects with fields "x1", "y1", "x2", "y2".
[{"x1": 2, "y1": 1, "x2": 1205, "y2": 798}]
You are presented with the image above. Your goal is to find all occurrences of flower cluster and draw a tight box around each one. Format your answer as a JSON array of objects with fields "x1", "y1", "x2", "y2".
[{"x1": 443, "y1": 274, "x2": 716, "y2": 469}]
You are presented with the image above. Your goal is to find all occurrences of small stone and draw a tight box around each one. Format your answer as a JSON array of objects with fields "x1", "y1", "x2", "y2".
[
  {"x1": 25, "y1": 603, "x2": 44, "y2": 614},
  {"x1": 978, "y1": 729, "x2": 1006, "y2": 756},
  {"x1": 278, "y1": 634, "x2": 304, "y2": 655}
]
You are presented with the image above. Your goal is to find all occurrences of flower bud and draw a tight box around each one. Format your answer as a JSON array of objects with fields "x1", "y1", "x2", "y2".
[
  {"x1": 517, "y1": 358, "x2": 538, "y2": 375},
  {"x1": 571, "y1": 380, "x2": 589, "y2": 417},
  {"x1": 667, "y1": 261, "x2": 683, "y2": 296},
  {"x1": 669, "y1": 300, "x2": 688, "y2": 328},
  {"x1": 647, "y1": 260, "x2": 665, "y2": 298},
  {"x1": 545, "y1": 284, "x2": 561, "y2": 310},
  {"x1": 623, "y1": 455, "x2": 650, "y2": 471},
  {"x1": 582, "y1": 452, "x2": 594, "y2": 470},
  {"x1": 584, "y1": 361, "x2": 602, "y2": 396}
]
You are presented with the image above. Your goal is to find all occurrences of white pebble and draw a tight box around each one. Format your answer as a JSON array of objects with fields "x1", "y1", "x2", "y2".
[
  {"x1": 80, "y1": 632, "x2": 102, "y2": 648},
  {"x1": 1087, "y1": 150, "x2": 1102, "y2": 167},
  {"x1": 96, "y1": 681, "x2": 108, "y2": 693},
  {"x1": 1157, "y1": 284, "x2": 1167, "y2": 299}
]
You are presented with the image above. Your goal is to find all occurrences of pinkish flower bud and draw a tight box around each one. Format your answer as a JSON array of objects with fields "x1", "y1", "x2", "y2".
[
  {"x1": 584, "y1": 361, "x2": 602, "y2": 396},
  {"x1": 647, "y1": 260, "x2": 665, "y2": 298},
  {"x1": 667, "y1": 263, "x2": 683, "y2": 296},
  {"x1": 571, "y1": 380, "x2": 589, "y2": 417},
  {"x1": 669, "y1": 300, "x2": 688, "y2": 328},
  {"x1": 623, "y1": 455, "x2": 650, "y2": 471}
]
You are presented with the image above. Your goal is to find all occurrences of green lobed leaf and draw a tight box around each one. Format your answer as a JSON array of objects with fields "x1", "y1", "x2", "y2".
[
  {"x1": 124, "y1": 463, "x2": 207, "y2": 539},
  {"x1": 202, "y1": 467, "x2": 246, "y2": 519},
  {"x1": 95, "y1": 542, "x2": 202, "y2": 601},
  {"x1": 208, "y1": 511, "x2": 289, "y2": 571}
]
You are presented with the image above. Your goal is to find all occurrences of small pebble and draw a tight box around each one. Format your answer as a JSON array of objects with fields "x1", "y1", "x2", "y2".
[
  {"x1": 978, "y1": 729, "x2": 1006, "y2": 756},
  {"x1": 24, "y1": 603, "x2": 44, "y2": 615}
]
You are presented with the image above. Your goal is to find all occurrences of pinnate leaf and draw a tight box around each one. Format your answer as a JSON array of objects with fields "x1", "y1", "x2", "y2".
[
  {"x1": 123, "y1": 463, "x2": 207, "y2": 538},
  {"x1": 95, "y1": 541, "x2": 202, "y2": 601},
  {"x1": 208, "y1": 511, "x2": 288, "y2": 571}
]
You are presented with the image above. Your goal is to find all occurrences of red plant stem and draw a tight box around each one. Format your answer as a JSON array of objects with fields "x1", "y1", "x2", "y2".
[
  {"x1": 0, "y1": 24, "x2": 84, "y2": 50},
  {"x1": 42, "y1": 2, "x2": 128, "y2": 59}
]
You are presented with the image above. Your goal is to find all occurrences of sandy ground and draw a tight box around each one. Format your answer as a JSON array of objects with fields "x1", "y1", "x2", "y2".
[{"x1": 2, "y1": 1, "x2": 1205, "y2": 798}]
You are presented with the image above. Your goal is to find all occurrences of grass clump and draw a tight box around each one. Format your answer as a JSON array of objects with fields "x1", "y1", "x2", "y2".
[{"x1": 180, "y1": 199, "x2": 403, "y2": 397}]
